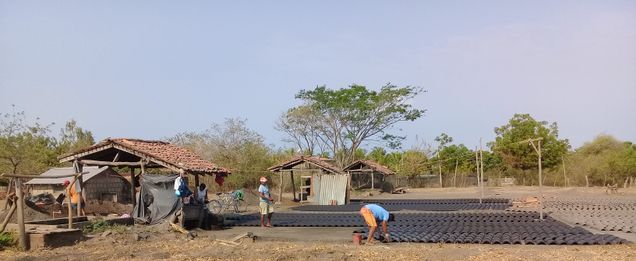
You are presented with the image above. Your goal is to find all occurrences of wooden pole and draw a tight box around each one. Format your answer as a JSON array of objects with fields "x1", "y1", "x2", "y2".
[
  {"x1": 15, "y1": 178, "x2": 27, "y2": 251},
  {"x1": 438, "y1": 163, "x2": 442, "y2": 188},
  {"x1": 453, "y1": 159, "x2": 458, "y2": 188},
  {"x1": 290, "y1": 170, "x2": 297, "y2": 201},
  {"x1": 74, "y1": 161, "x2": 84, "y2": 217},
  {"x1": 0, "y1": 198, "x2": 16, "y2": 232},
  {"x1": 78, "y1": 159, "x2": 155, "y2": 167},
  {"x1": 561, "y1": 156, "x2": 567, "y2": 187},
  {"x1": 278, "y1": 171, "x2": 283, "y2": 202},
  {"x1": 346, "y1": 171, "x2": 352, "y2": 204},
  {"x1": 475, "y1": 148, "x2": 480, "y2": 203},
  {"x1": 66, "y1": 174, "x2": 80, "y2": 229},
  {"x1": 129, "y1": 167, "x2": 136, "y2": 208},
  {"x1": 479, "y1": 139, "x2": 485, "y2": 203},
  {"x1": 194, "y1": 173, "x2": 200, "y2": 199},
  {"x1": 371, "y1": 172, "x2": 375, "y2": 190},
  {"x1": 3, "y1": 178, "x2": 13, "y2": 210},
  {"x1": 537, "y1": 140, "x2": 543, "y2": 220}
]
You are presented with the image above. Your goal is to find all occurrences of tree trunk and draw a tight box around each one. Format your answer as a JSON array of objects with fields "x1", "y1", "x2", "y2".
[{"x1": 585, "y1": 175, "x2": 589, "y2": 187}]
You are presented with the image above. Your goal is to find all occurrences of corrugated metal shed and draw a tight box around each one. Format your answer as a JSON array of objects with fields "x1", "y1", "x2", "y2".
[
  {"x1": 25, "y1": 166, "x2": 108, "y2": 185},
  {"x1": 313, "y1": 174, "x2": 349, "y2": 205}
]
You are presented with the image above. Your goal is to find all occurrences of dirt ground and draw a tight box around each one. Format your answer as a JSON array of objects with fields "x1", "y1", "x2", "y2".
[{"x1": 1, "y1": 186, "x2": 635, "y2": 260}]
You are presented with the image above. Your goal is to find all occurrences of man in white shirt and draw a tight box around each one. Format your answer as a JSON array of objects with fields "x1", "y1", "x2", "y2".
[{"x1": 258, "y1": 176, "x2": 274, "y2": 227}]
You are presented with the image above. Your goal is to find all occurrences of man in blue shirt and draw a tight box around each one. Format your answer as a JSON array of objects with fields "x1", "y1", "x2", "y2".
[
  {"x1": 258, "y1": 176, "x2": 274, "y2": 227},
  {"x1": 359, "y1": 204, "x2": 395, "y2": 243}
]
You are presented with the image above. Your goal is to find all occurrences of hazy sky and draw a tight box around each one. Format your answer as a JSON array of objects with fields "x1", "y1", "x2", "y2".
[{"x1": 1, "y1": 1, "x2": 635, "y2": 151}]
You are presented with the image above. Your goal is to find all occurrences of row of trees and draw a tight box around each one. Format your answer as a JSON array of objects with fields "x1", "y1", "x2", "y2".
[
  {"x1": 2, "y1": 85, "x2": 634, "y2": 189},
  {"x1": 0, "y1": 107, "x2": 94, "y2": 179}
]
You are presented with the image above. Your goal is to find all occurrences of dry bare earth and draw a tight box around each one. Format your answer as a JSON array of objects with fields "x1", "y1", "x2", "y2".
[
  {"x1": 1, "y1": 237, "x2": 635, "y2": 261},
  {"x1": 2, "y1": 186, "x2": 636, "y2": 260}
]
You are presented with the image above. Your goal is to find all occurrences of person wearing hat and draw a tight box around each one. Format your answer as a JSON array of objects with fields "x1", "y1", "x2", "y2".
[
  {"x1": 359, "y1": 204, "x2": 395, "y2": 244},
  {"x1": 258, "y1": 176, "x2": 274, "y2": 227}
]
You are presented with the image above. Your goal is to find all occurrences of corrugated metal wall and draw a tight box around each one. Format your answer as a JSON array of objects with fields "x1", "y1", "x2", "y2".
[{"x1": 312, "y1": 174, "x2": 349, "y2": 205}]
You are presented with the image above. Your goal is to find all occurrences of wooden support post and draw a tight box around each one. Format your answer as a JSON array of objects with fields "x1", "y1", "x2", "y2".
[
  {"x1": 371, "y1": 172, "x2": 375, "y2": 190},
  {"x1": 290, "y1": 170, "x2": 297, "y2": 201},
  {"x1": 15, "y1": 178, "x2": 27, "y2": 251},
  {"x1": 194, "y1": 173, "x2": 200, "y2": 199},
  {"x1": 129, "y1": 167, "x2": 136, "y2": 208},
  {"x1": 278, "y1": 172, "x2": 283, "y2": 202},
  {"x1": 0, "y1": 198, "x2": 16, "y2": 232},
  {"x1": 74, "y1": 161, "x2": 84, "y2": 217},
  {"x1": 346, "y1": 171, "x2": 352, "y2": 204}
]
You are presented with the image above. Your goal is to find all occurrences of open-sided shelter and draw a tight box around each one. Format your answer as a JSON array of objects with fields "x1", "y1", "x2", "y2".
[
  {"x1": 58, "y1": 138, "x2": 230, "y2": 214},
  {"x1": 344, "y1": 160, "x2": 395, "y2": 190},
  {"x1": 268, "y1": 156, "x2": 349, "y2": 205},
  {"x1": 26, "y1": 166, "x2": 131, "y2": 203}
]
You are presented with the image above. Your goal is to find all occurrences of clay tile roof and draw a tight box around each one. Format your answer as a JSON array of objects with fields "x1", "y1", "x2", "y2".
[
  {"x1": 344, "y1": 160, "x2": 395, "y2": 175},
  {"x1": 60, "y1": 138, "x2": 230, "y2": 175},
  {"x1": 268, "y1": 156, "x2": 344, "y2": 174}
]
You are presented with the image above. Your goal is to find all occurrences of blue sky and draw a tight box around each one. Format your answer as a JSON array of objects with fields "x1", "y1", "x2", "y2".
[{"x1": 1, "y1": 1, "x2": 635, "y2": 151}]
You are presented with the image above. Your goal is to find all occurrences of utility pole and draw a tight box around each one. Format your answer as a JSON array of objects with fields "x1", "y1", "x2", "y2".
[
  {"x1": 475, "y1": 147, "x2": 481, "y2": 204},
  {"x1": 479, "y1": 138, "x2": 485, "y2": 204},
  {"x1": 521, "y1": 138, "x2": 544, "y2": 220},
  {"x1": 453, "y1": 159, "x2": 458, "y2": 188},
  {"x1": 561, "y1": 156, "x2": 567, "y2": 187},
  {"x1": 438, "y1": 162, "x2": 443, "y2": 188}
]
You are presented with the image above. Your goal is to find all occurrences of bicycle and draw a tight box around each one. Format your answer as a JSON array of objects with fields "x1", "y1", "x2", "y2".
[{"x1": 208, "y1": 190, "x2": 247, "y2": 214}]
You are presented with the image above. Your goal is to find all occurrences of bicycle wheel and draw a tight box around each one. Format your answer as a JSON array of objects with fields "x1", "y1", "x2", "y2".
[{"x1": 208, "y1": 200, "x2": 222, "y2": 214}]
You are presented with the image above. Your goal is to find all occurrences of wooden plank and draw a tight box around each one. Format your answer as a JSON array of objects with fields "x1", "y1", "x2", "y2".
[
  {"x1": 79, "y1": 159, "x2": 151, "y2": 167},
  {"x1": 58, "y1": 144, "x2": 114, "y2": 163}
]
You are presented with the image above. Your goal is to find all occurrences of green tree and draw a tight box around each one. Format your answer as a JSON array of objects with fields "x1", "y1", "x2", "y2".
[
  {"x1": 567, "y1": 135, "x2": 636, "y2": 186},
  {"x1": 398, "y1": 149, "x2": 429, "y2": 176},
  {"x1": 168, "y1": 118, "x2": 276, "y2": 189},
  {"x1": 56, "y1": 119, "x2": 95, "y2": 155},
  {"x1": 285, "y1": 84, "x2": 425, "y2": 167},
  {"x1": 367, "y1": 147, "x2": 388, "y2": 165},
  {"x1": 438, "y1": 144, "x2": 474, "y2": 173},
  {"x1": 275, "y1": 105, "x2": 325, "y2": 156},
  {"x1": 0, "y1": 107, "x2": 57, "y2": 176},
  {"x1": 491, "y1": 114, "x2": 570, "y2": 171}
]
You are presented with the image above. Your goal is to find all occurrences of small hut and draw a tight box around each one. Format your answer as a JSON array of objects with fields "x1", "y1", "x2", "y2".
[
  {"x1": 58, "y1": 138, "x2": 230, "y2": 214},
  {"x1": 26, "y1": 166, "x2": 131, "y2": 203},
  {"x1": 268, "y1": 156, "x2": 349, "y2": 205},
  {"x1": 344, "y1": 160, "x2": 395, "y2": 190}
]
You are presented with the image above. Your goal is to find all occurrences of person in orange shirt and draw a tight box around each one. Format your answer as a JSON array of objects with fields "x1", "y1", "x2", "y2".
[{"x1": 64, "y1": 180, "x2": 85, "y2": 216}]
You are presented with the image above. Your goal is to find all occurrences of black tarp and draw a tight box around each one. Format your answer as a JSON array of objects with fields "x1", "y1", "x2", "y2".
[{"x1": 133, "y1": 174, "x2": 182, "y2": 224}]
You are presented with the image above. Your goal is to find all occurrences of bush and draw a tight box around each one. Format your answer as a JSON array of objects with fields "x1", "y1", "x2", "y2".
[
  {"x1": 0, "y1": 232, "x2": 15, "y2": 248},
  {"x1": 82, "y1": 219, "x2": 127, "y2": 234}
]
